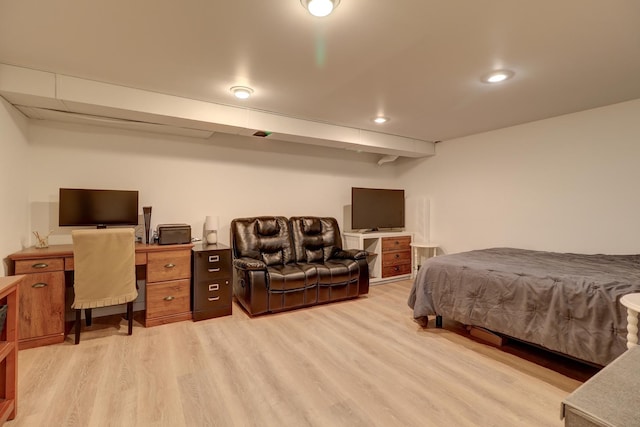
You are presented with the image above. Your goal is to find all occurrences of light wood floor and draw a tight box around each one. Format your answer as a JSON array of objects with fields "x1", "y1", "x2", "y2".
[{"x1": 7, "y1": 280, "x2": 596, "y2": 427}]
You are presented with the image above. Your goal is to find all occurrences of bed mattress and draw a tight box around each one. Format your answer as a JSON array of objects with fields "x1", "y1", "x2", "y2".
[{"x1": 407, "y1": 247, "x2": 640, "y2": 365}]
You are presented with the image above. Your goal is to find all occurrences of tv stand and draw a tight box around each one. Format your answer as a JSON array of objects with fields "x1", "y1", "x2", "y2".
[{"x1": 343, "y1": 231, "x2": 412, "y2": 284}]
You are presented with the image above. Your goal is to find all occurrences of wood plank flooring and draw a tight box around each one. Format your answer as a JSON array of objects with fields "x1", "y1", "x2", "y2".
[{"x1": 6, "y1": 280, "x2": 596, "y2": 427}]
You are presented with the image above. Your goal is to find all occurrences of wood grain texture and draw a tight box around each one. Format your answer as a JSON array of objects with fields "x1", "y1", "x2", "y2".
[
  {"x1": 17, "y1": 272, "x2": 64, "y2": 342},
  {"x1": 7, "y1": 280, "x2": 594, "y2": 427},
  {"x1": 146, "y1": 250, "x2": 191, "y2": 283}
]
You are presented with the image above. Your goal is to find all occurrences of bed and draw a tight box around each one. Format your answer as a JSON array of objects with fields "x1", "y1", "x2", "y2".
[{"x1": 407, "y1": 247, "x2": 640, "y2": 366}]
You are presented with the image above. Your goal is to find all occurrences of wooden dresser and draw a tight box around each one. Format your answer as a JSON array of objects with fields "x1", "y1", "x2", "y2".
[
  {"x1": 343, "y1": 231, "x2": 412, "y2": 284},
  {"x1": 381, "y1": 236, "x2": 412, "y2": 278}
]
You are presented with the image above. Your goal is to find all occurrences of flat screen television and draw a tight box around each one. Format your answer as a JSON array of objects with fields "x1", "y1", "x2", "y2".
[
  {"x1": 59, "y1": 188, "x2": 139, "y2": 228},
  {"x1": 351, "y1": 187, "x2": 405, "y2": 231}
]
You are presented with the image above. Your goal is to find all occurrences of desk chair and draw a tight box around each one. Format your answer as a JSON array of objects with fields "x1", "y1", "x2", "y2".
[{"x1": 71, "y1": 228, "x2": 138, "y2": 345}]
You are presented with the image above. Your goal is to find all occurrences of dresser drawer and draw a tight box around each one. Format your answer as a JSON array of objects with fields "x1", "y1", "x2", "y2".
[
  {"x1": 146, "y1": 278, "x2": 191, "y2": 319},
  {"x1": 381, "y1": 236, "x2": 411, "y2": 252},
  {"x1": 382, "y1": 251, "x2": 411, "y2": 266},
  {"x1": 15, "y1": 258, "x2": 64, "y2": 274},
  {"x1": 147, "y1": 250, "x2": 191, "y2": 282},
  {"x1": 193, "y1": 250, "x2": 231, "y2": 280},
  {"x1": 382, "y1": 263, "x2": 411, "y2": 278}
]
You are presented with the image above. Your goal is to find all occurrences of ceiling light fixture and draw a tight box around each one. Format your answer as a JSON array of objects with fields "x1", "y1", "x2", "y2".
[
  {"x1": 373, "y1": 116, "x2": 389, "y2": 124},
  {"x1": 230, "y1": 86, "x2": 254, "y2": 99},
  {"x1": 482, "y1": 69, "x2": 515, "y2": 84},
  {"x1": 301, "y1": 0, "x2": 340, "y2": 17}
]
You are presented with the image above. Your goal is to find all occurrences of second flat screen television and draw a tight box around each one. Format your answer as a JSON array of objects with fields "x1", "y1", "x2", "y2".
[
  {"x1": 351, "y1": 187, "x2": 405, "y2": 231},
  {"x1": 59, "y1": 188, "x2": 139, "y2": 228}
]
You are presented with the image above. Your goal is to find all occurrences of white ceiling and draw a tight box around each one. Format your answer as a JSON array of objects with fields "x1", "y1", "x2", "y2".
[{"x1": 1, "y1": 0, "x2": 639, "y2": 143}]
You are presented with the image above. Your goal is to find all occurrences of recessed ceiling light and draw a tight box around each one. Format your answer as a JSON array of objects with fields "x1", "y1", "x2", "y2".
[
  {"x1": 373, "y1": 116, "x2": 389, "y2": 124},
  {"x1": 482, "y1": 69, "x2": 515, "y2": 84},
  {"x1": 230, "y1": 86, "x2": 253, "y2": 99},
  {"x1": 301, "y1": 0, "x2": 340, "y2": 17}
]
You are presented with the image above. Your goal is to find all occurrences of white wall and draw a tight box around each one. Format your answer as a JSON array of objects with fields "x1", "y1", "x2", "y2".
[
  {"x1": 0, "y1": 98, "x2": 29, "y2": 275},
  {"x1": 9, "y1": 97, "x2": 640, "y2": 262},
  {"x1": 399, "y1": 98, "x2": 640, "y2": 255},
  {"x1": 26, "y1": 121, "x2": 398, "y2": 247}
]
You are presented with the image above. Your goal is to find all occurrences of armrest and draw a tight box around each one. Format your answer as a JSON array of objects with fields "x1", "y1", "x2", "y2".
[
  {"x1": 233, "y1": 257, "x2": 267, "y2": 271},
  {"x1": 332, "y1": 249, "x2": 368, "y2": 260}
]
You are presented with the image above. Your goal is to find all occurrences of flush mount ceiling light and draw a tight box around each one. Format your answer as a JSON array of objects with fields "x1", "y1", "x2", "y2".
[
  {"x1": 230, "y1": 86, "x2": 253, "y2": 99},
  {"x1": 373, "y1": 116, "x2": 389, "y2": 124},
  {"x1": 301, "y1": 0, "x2": 340, "y2": 17},
  {"x1": 482, "y1": 69, "x2": 515, "y2": 84}
]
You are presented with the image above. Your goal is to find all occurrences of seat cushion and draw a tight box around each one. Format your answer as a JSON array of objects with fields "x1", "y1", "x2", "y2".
[
  {"x1": 267, "y1": 263, "x2": 318, "y2": 291},
  {"x1": 316, "y1": 259, "x2": 359, "y2": 286}
]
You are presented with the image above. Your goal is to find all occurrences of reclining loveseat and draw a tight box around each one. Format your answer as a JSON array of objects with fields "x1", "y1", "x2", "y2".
[{"x1": 231, "y1": 216, "x2": 369, "y2": 316}]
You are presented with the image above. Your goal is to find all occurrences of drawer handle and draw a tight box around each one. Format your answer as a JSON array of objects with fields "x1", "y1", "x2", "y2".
[
  {"x1": 395, "y1": 254, "x2": 400, "y2": 258},
  {"x1": 209, "y1": 284, "x2": 219, "y2": 292},
  {"x1": 208, "y1": 268, "x2": 221, "y2": 273},
  {"x1": 394, "y1": 266, "x2": 400, "y2": 271},
  {"x1": 32, "y1": 263, "x2": 49, "y2": 269},
  {"x1": 395, "y1": 241, "x2": 399, "y2": 245},
  {"x1": 164, "y1": 263, "x2": 175, "y2": 269},
  {"x1": 32, "y1": 282, "x2": 48, "y2": 288},
  {"x1": 208, "y1": 255, "x2": 220, "y2": 263},
  {"x1": 208, "y1": 296, "x2": 220, "y2": 301},
  {"x1": 164, "y1": 296, "x2": 175, "y2": 301}
]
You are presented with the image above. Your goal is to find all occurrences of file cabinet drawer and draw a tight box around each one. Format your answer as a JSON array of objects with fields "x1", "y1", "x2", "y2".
[
  {"x1": 15, "y1": 258, "x2": 64, "y2": 274},
  {"x1": 193, "y1": 250, "x2": 231, "y2": 280},
  {"x1": 147, "y1": 250, "x2": 191, "y2": 282},
  {"x1": 146, "y1": 278, "x2": 191, "y2": 319},
  {"x1": 18, "y1": 271, "x2": 65, "y2": 341},
  {"x1": 194, "y1": 278, "x2": 231, "y2": 310}
]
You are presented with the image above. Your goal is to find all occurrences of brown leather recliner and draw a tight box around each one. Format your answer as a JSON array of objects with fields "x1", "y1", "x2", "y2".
[{"x1": 231, "y1": 216, "x2": 369, "y2": 316}]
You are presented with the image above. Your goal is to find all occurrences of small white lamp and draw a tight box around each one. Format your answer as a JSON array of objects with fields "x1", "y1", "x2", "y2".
[{"x1": 204, "y1": 216, "x2": 218, "y2": 245}]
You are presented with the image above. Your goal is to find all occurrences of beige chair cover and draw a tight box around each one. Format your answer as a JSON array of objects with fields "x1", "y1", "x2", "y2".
[{"x1": 71, "y1": 228, "x2": 138, "y2": 309}]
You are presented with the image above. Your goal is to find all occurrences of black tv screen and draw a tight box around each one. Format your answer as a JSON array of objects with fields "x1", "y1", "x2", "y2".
[
  {"x1": 351, "y1": 187, "x2": 405, "y2": 230},
  {"x1": 59, "y1": 188, "x2": 139, "y2": 227}
]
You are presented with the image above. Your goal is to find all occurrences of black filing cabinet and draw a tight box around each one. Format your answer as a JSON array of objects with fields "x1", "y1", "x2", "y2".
[{"x1": 191, "y1": 243, "x2": 232, "y2": 321}]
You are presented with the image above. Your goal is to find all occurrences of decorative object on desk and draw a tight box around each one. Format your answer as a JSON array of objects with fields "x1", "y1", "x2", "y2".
[
  {"x1": 157, "y1": 224, "x2": 191, "y2": 245},
  {"x1": 33, "y1": 230, "x2": 52, "y2": 248},
  {"x1": 204, "y1": 215, "x2": 218, "y2": 245},
  {"x1": 143, "y1": 206, "x2": 152, "y2": 244}
]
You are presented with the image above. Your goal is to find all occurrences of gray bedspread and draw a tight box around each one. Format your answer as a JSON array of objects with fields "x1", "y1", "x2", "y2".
[{"x1": 407, "y1": 247, "x2": 640, "y2": 366}]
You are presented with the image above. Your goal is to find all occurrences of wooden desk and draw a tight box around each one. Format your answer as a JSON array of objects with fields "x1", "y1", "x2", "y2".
[{"x1": 8, "y1": 242, "x2": 193, "y2": 349}]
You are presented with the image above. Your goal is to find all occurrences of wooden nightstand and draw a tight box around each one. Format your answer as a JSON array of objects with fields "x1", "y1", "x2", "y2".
[{"x1": 192, "y1": 243, "x2": 232, "y2": 321}]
